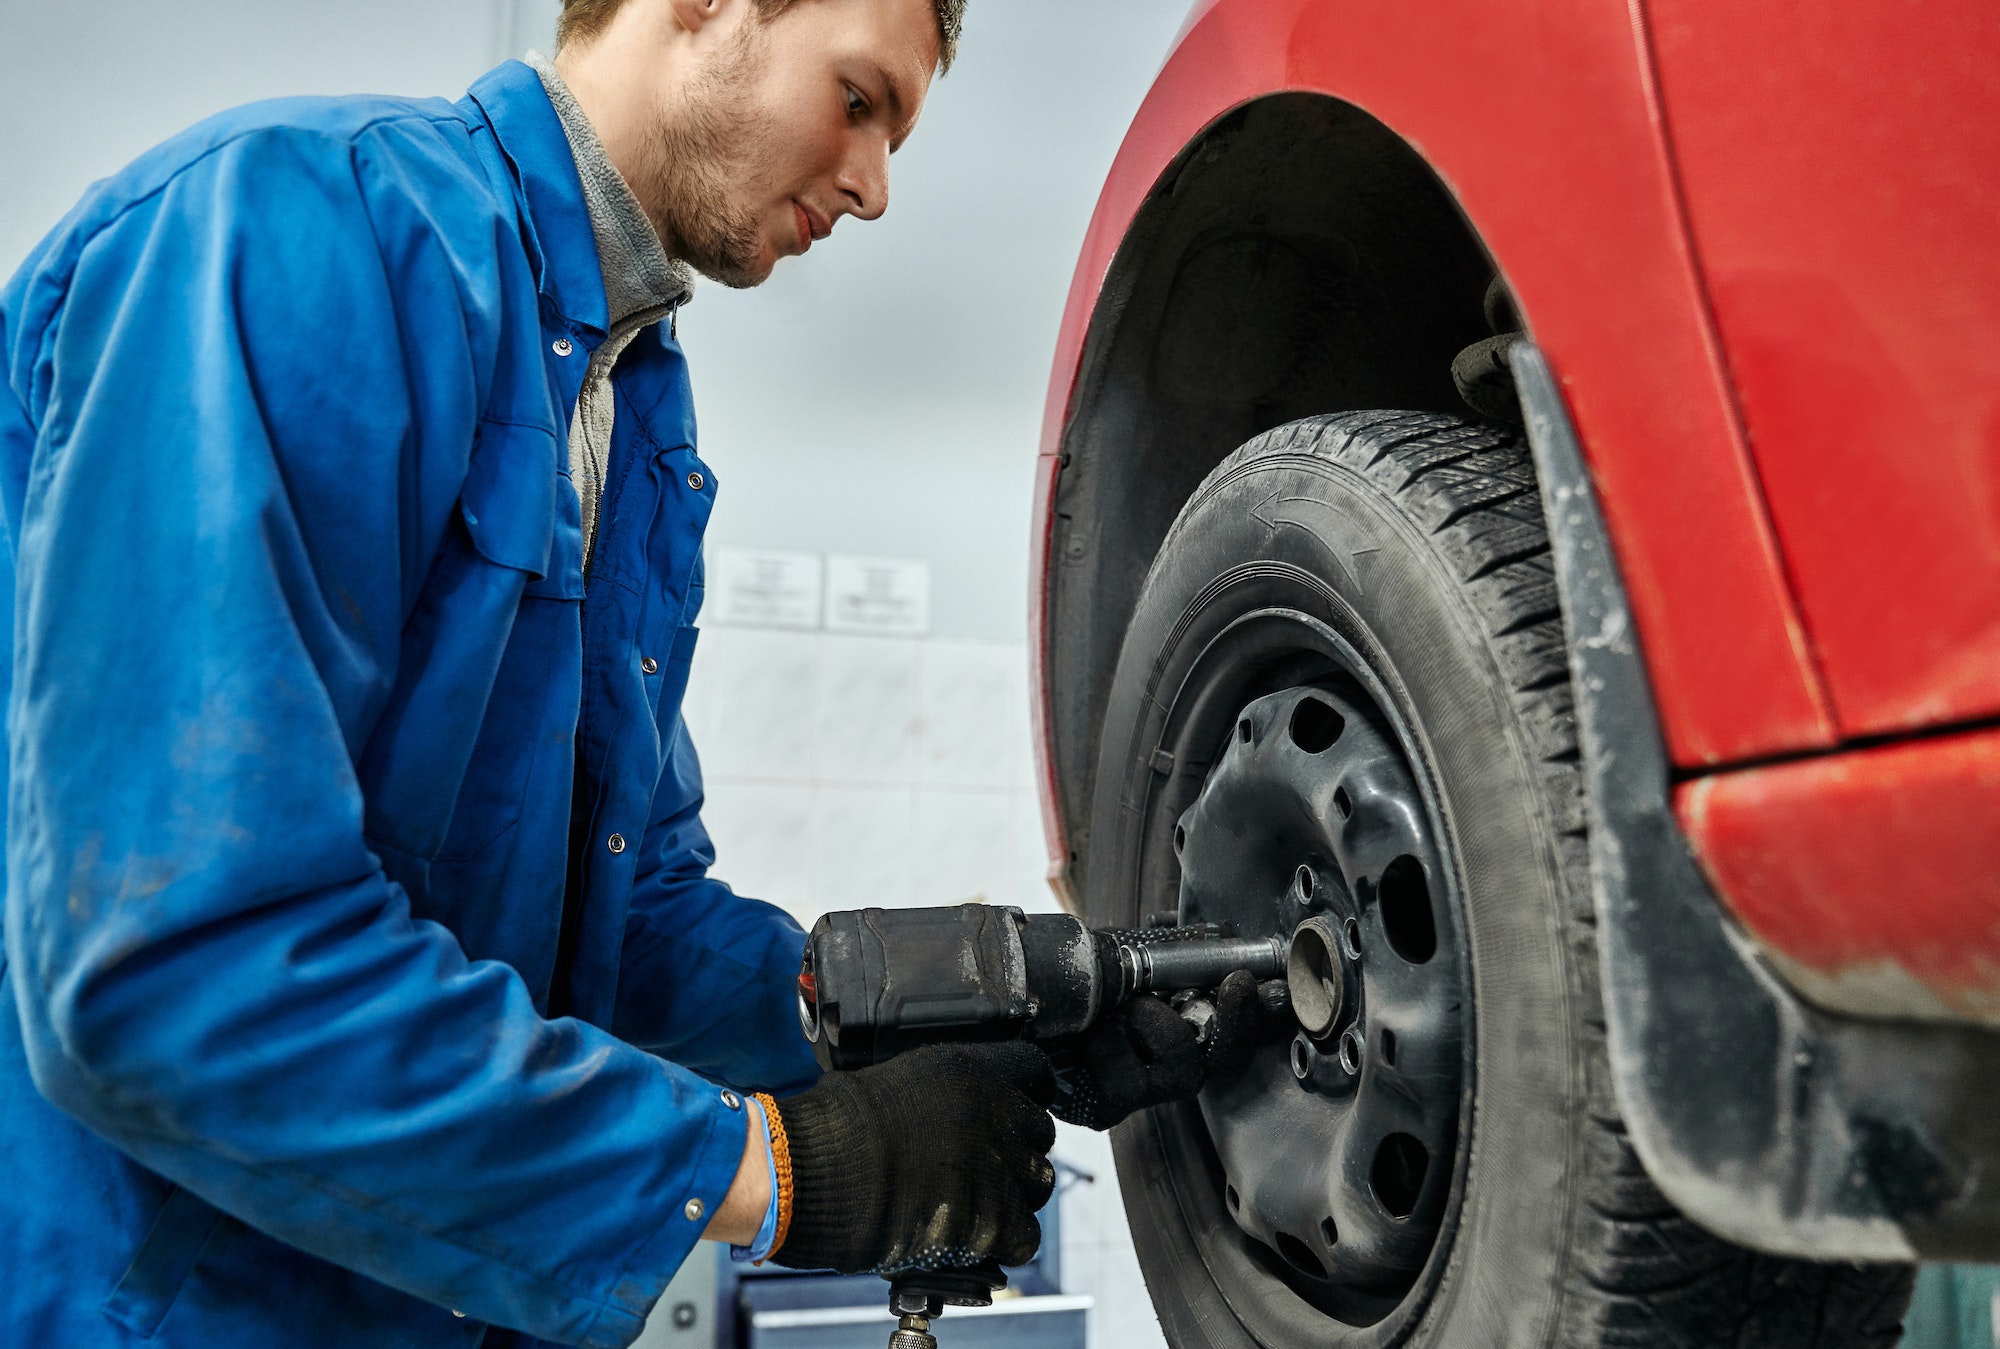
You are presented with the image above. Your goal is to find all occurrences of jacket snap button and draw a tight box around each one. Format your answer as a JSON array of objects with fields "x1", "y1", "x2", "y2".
[
  {"x1": 686, "y1": 471, "x2": 704, "y2": 491},
  {"x1": 451, "y1": 1310, "x2": 466, "y2": 1318},
  {"x1": 685, "y1": 1198, "x2": 705, "y2": 1222},
  {"x1": 607, "y1": 833, "x2": 627, "y2": 854},
  {"x1": 552, "y1": 337, "x2": 574, "y2": 357},
  {"x1": 641, "y1": 656, "x2": 659, "y2": 676},
  {"x1": 720, "y1": 1090, "x2": 741, "y2": 1110}
]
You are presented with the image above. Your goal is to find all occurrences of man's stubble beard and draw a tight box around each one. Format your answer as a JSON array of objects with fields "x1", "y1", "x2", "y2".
[{"x1": 644, "y1": 27, "x2": 780, "y2": 290}]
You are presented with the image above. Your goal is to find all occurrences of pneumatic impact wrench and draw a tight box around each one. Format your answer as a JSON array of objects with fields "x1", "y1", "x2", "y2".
[{"x1": 797, "y1": 903, "x2": 1290, "y2": 1348}]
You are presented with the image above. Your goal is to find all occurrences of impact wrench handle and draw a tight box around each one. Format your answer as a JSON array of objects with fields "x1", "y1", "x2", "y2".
[{"x1": 885, "y1": 1262, "x2": 1009, "y2": 1349}]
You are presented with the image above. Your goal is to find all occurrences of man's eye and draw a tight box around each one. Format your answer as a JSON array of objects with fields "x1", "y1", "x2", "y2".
[{"x1": 845, "y1": 87, "x2": 868, "y2": 116}]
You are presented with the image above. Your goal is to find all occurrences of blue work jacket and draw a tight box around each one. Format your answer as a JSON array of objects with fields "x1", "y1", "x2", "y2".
[{"x1": 0, "y1": 60, "x2": 819, "y2": 1349}]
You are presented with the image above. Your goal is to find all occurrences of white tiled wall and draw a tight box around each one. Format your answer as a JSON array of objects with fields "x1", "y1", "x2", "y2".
[
  {"x1": 680, "y1": 625, "x2": 1167, "y2": 1349},
  {"x1": 1056, "y1": 1125, "x2": 1170, "y2": 1349},
  {"x1": 680, "y1": 628, "x2": 1055, "y2": 929}
]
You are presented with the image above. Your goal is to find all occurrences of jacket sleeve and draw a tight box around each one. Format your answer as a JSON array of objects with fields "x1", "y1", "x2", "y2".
[
  {"x1": 3, "y1": 123, "x2": 742, "y2": 1349},
  {"x1": 614, "y1": 716, "x2": 823, "y2": 1097}
]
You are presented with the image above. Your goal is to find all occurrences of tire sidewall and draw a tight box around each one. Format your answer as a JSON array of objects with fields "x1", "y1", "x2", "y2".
[{"x1": 1085, "y1": 443, "x2": 1587, "y2": 1348}]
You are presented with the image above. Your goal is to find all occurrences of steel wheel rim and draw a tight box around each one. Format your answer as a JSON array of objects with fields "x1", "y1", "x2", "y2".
[{"x1": 1134, "y1": 599, "x2": 1472, "y2": 1334}]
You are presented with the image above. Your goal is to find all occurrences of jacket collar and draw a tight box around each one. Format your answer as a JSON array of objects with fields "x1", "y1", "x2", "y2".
[
  {"x1": 463, "y1": 60, "x2": 610, "y2": 337},
  {"x1": 526, "y1": 52, "x2": 694, "y2": 326}
]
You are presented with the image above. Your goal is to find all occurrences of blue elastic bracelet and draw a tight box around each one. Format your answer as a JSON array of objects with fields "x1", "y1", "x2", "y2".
[{"x1": 730, "y1": 1096, "x2": 782, "y2": 1264}]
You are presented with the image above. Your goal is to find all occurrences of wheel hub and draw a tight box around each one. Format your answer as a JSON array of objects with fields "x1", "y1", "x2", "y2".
[{"x1": 1175, "y1": 683, "x2": 1464, "y2": 1303}]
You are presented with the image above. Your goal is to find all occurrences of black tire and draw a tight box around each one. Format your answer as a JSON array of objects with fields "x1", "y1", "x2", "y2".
[{"x1": 1082, "y1": 411, "x2": 1914, "y2": 1348}]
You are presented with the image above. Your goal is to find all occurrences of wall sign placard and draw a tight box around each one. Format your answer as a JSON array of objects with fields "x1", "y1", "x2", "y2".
[
  {"x1": 709, "y1": 548, "x2": 825, "y2": 630},
  {"x1": 825, "y1": 555, "x2": 931, "y2": 636}
]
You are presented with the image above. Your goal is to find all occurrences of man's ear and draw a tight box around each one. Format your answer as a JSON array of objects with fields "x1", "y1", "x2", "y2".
[{"x1": 665, "y1": 0, "x2": 730, "y2": 35}]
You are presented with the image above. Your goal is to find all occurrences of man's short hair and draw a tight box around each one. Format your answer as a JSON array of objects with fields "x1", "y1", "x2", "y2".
[{"x1": 556, "y1": 0, "x2": 966, "y2": 71}]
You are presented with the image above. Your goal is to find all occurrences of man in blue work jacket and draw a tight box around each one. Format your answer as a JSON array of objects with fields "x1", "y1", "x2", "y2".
[{"x1": 0, "y1": 0, "x2": 1241, "y2": 1343}]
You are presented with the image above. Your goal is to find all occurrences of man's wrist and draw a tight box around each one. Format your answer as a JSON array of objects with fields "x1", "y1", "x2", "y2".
[
  {"x1": 701, "y1": 1094, "x2": 772, "y2": 1247},
  {"x1": 730, "y1": 1097, "x2": 783, "y2": 1263}
]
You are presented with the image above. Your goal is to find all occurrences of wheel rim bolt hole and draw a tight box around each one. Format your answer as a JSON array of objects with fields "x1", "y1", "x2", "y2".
[
  {"x1": 1173, "y1": 823, "x2": 1186, "y2": 854},
  {"x1": 1333, "y1": 784, "x2": 1353, "y2": 820},
  {"x1": 1290, "y1": 1033, "x2": 1312, "y2": 1081},
  {"x1": 1369, "y1": 1134, "x2": 1428, "y2": 1219},
  {"x1": 1379, "y1": 854, "x2": 1438, "y2": 963},
  {"x1": 1275, "y1": 1232, "x2": 1327, "y2": 1279},
  {"x1": 1342, "y1": 917, "x2": 1362, "y2": 960},
  {"x1": 1294, "y1": 864, "x2": 1314, "y2": 903},
  {"x1": 1288, "y1": 696, "x2": 1345, "y2": 753},
  {"x1": 1339, "y1": 1025, "x2": 1365, "y2": 1075}
]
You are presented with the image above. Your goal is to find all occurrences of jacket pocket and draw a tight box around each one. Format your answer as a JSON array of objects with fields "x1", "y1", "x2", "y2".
[
  {"x1": 359, "y1": 420, "x2": 573, "y2": 863},
  {"x1": 105, "y1": 1187, "x2": 225, "y2": 1338},
  {"x1": 458, "y1": 419, "x2": 564, "y2": 581},
  {"x1": 461, "y1": 417, "x2": 583, "y2": 601}
]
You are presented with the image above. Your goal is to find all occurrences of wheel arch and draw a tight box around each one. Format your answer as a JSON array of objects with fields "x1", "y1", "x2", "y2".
[
  {"x1": 1032, "y1": 0, "x2": 1842, "y2": 911},
  {"x1": 1038, "y1": 91, "x2": 1496, "y2": 904}
]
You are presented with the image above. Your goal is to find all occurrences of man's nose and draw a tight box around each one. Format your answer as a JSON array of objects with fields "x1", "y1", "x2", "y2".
[{"x1": 835, "y1": 143, "x2": 890, "y2": 223}]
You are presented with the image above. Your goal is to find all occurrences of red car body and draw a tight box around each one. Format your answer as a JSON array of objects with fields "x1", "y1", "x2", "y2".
[{"x1": 1032, "y1": 0, "x2": 1999, "y2": 1256}]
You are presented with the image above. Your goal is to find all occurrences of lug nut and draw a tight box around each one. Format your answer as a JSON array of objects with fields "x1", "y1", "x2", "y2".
[{"x1": 1338, "y1": 1025, "x2": 1365, "y2": 1075}]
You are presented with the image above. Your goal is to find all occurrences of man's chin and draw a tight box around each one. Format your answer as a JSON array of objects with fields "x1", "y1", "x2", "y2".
[
  {"x1": 688, "y1": 238, "x2": 779, "y2": 291},
  {"x1": 696, "y1": 260, "x2": 777, "y2": 290}
]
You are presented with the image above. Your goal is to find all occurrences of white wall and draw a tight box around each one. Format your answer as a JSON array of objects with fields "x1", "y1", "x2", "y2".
[
  {"x1": 681, "y1": 628, "x2": 1051, "y2": 926},
  {"x1": 0, "y1": 1, "x2": 510, "y2": 275}
]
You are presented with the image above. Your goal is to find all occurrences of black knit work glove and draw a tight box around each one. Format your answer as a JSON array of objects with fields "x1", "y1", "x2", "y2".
[
  {"x1": 770, "y1": 1041, "x2": 1058, "y2": 1275},
  {"x1": 1045, "y1": 969, "x2": 1282, "y2": 1130}
]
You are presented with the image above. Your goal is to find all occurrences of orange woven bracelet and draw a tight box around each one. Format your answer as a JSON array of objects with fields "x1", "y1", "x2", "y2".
[{"x1": 754, "y1": 1093, "x2": 794, "y2": 1261}]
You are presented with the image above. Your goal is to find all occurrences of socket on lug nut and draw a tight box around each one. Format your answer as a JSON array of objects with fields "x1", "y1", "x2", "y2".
[{"x1": 1287, "y1": 916, "x2": 1346, "y2": 1038}]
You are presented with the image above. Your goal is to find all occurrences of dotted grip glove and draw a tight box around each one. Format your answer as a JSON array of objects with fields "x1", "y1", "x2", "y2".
[
  {"x1": 1043, "y1": 969, "x2": 1281, "y2": 1130},
  {"x1": 767, "y1": 1041, "x2": 1058, "y2": 1274}
]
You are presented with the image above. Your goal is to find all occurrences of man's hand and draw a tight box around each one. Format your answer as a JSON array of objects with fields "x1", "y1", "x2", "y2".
[
  {"x1": 1043, "y1": 969, "x2": 1284, "y2": 1130},
  {"x1": 767, "y1": 1041, "x2": 1058, "y2": 1274}
]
